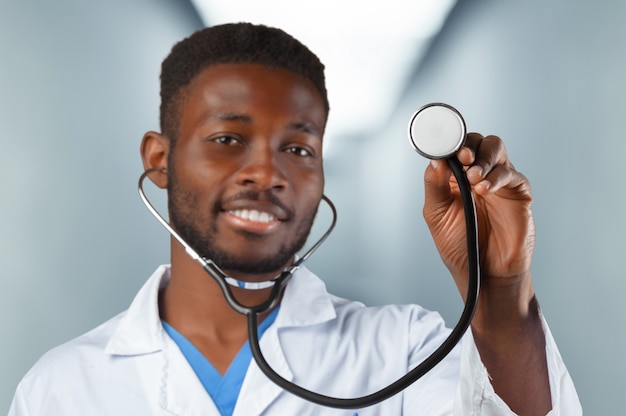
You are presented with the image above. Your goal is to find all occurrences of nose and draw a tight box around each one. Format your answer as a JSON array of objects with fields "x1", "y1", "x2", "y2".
[{"x1": 235, "y1": 145, "x2": 288, "y2": 191}]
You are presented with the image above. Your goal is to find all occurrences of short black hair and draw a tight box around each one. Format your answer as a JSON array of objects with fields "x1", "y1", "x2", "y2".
[{"x1": 159, "y1": 22, "x2": 329, "y2": 142}]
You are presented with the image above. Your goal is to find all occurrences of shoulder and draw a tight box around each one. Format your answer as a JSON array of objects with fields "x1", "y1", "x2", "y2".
[
  {"x1": 286, "y1": 267, "x2": 449, "y2": 336},
  {"x1": 18, "y1": 311, "x2": 125, "y2": 387},
  {"x1": 329, "y1": 292, "x2": 447, "y2": 330}
]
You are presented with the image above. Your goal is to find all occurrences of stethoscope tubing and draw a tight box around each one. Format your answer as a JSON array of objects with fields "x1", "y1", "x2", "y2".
[
  {"x1": 138, "y1": 167, "x2": 337, "y2": 314},
  {"x1": 138, "y1": 154, "x2": 480, "y2": 409},
  {"x1": 245, "y1": 156, "x2": 480, "y2": 408}
]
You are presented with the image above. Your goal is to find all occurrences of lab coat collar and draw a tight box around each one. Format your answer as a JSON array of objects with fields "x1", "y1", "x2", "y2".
[
  {"x1": 104, "y1": 265, "x2": 171, "y2": 356},
  {"x1": 104, "y1": 264, "x2": 337, "y2": 356},
  {"x1": 276, "y1": 265, "x2": 337, "y2": 328},
  {"x1": 102, "y1": 264, "x2": 340, "y2": 414}
]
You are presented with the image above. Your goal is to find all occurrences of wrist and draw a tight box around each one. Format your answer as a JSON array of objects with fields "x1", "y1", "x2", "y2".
[{"x1": 470, "y1": 272, "x2": 539, "y2": 336}]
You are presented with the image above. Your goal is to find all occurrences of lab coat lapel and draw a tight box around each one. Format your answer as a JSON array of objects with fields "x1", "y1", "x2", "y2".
[
  {"x1": 233, "y1": 267, "x2": 337, "y2": 414},
  {"x1": 106, "y1": 266, "x2": 220, "y2": 415},
  {"x1": 234, "y1": 325, "x2": 293, "y2": 415},
  {"x1": 160, "y1": 331, "x2": 222, "y2": 416}
]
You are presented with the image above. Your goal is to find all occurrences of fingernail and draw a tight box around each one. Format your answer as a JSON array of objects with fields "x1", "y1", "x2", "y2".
[{"x1": 470, "y1": 166, "x2": 483, "y2": 178}]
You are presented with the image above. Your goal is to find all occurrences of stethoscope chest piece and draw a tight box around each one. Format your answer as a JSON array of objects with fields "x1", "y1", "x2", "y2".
[{"x1": 408, "y1": 103, "x2": 467, "y2": 160}]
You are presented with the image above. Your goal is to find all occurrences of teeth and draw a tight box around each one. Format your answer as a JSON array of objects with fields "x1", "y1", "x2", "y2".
[{"x1": 229, "y1": 209, "x2": 277, "y2": 222}]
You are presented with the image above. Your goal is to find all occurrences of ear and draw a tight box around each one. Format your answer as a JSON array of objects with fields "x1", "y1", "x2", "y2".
[{"x1": 140, "y1": 131, "x2": 170, "y2": 189}]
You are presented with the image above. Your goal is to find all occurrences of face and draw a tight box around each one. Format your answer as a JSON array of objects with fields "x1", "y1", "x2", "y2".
[{"x1": 166, "y1": 63, "x2": 326, "y2": 278}]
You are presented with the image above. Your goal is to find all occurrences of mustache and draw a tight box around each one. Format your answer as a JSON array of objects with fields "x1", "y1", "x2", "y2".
[{"x1": 215, "y1": 190, "x2": 293, "y2": 218}]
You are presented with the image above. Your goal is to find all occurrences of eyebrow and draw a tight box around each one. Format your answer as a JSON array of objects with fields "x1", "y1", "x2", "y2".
[
  {"x1": 207, "y1": 112, "x2": 252, "y2": 124},
  {"x1": 207, "y1": 112, "x2": 322, "y2": 137},
  {"x1": 288, "y1": 121, "x2": 322, "y2": 137}
]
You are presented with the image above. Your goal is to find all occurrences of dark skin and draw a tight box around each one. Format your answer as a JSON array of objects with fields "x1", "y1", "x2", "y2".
[
  {"x1": 141, "y1": 64, "x2": 325, "y2": 374},
  {"x1": 426, "y1": 140, "x2": 550, "y2": 414},
  {"x1": 141, "y1": 63, "x2": 550, "y2": 414}
]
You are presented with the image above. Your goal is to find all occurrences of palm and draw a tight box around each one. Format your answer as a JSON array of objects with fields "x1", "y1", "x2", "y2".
[{"x1": 425, "y1": 169, "x2": 535, "y2": 292}]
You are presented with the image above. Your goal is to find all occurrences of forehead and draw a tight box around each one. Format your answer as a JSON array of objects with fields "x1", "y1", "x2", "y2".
[{"x1": 179, "y1": 63, "x2": 327, "y2": 131}]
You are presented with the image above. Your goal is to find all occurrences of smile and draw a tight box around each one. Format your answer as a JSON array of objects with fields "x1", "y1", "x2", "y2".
[{"x1": 227, "y1": 209, "x2": 278, "y2": 223}]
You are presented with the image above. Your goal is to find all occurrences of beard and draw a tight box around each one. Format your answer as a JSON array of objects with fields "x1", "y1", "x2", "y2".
[{"x1": 167, "y1": 170, "x2": 318, "y2": 276}]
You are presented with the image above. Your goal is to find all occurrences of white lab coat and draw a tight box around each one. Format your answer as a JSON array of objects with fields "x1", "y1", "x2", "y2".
[{"x1": 9, "y1": 265, "x2": 581, "y2": 415}]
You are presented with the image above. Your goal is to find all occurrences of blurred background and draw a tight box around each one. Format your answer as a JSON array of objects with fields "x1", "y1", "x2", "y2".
[{"x1": 2, "y1": 0, "x2": 624, "y2": 413}]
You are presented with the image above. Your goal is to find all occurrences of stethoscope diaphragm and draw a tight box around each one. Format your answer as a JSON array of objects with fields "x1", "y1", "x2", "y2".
[{"x1": 408, "y1": 103, "x2": 467, "y2": 160}]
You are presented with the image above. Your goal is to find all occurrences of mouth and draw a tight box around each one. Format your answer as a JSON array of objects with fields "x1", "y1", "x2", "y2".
[
  {"x1": 221, "y1": 202, "x2": 287, "y2": 235},
  {"x1": 227, "y1": 209, "x2": 278, "y2": 223},
  {"x1": 219, "y1": 192, "x2": 291, "y2": 235}
]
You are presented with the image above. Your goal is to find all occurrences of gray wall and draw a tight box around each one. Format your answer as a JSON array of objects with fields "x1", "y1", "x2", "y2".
[
  {"x1": 0, "y1": 0, "x2": 203, "y2": 410},
  {"x1": 2, "y1": 0, "x2": 623, "y2": 413}
]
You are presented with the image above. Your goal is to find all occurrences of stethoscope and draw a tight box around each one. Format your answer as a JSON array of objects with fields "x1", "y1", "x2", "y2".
[{"x1": 138, "y1": 103, "x2": 479, "y2": 409}]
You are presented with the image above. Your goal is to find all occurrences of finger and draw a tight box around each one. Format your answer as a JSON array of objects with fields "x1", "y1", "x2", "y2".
[
  {"x1": 474, "y1": 164, "x2": 530, "y2": 196},
  {"x1": 456, "y1": 133, "x2": 505, "y2": 166},
  {"x1": 465, "y1": 134, "x2": 510, "y2": 185},
  {"x1": 456, "y1": 132, "x2": 483, "y2": 166}
]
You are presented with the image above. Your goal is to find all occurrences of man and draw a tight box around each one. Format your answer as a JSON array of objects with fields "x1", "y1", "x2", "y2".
[{"x1": 9, "y1": 23, "x2": 581, "y2": 415}]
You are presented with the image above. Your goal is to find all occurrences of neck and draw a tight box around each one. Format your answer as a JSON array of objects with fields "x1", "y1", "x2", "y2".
[
  {"x1": 159, "y1": 240, "x2": 286, "y2": 374},
  {"x1": 160, "y1": 240, "x2": 284, "y2": 334}
]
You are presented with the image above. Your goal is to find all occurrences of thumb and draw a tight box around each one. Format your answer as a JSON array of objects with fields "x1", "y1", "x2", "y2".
[{"x1": 424, "y1": 159, "x2": 453, "y2": 211}]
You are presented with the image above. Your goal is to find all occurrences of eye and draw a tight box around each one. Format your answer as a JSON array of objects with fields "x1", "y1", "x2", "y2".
[
  {"x1": 212, "y1": 135, "x2": 241, "y2": 146},
  {"x1": 284, "y1": 146, "x2": 313, "y2": 158}
]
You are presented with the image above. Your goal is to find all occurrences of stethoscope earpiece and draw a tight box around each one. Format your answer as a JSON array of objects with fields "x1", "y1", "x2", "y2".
[{"x1": 408, "y1": 103, "x2": 467, "y2": 160}]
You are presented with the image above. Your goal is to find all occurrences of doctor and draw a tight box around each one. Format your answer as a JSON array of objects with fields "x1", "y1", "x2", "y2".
[{"x1": 9, "y1": 23, "x2": 581, "y2": 415}]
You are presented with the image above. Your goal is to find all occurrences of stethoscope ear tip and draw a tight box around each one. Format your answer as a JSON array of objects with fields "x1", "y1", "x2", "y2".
[
  {"x1": 139, "y1": 166, "x2": 168, "y2": 187},
  {"x1": 408, "y1": 103, "x2": 466, "y2": 160}
]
